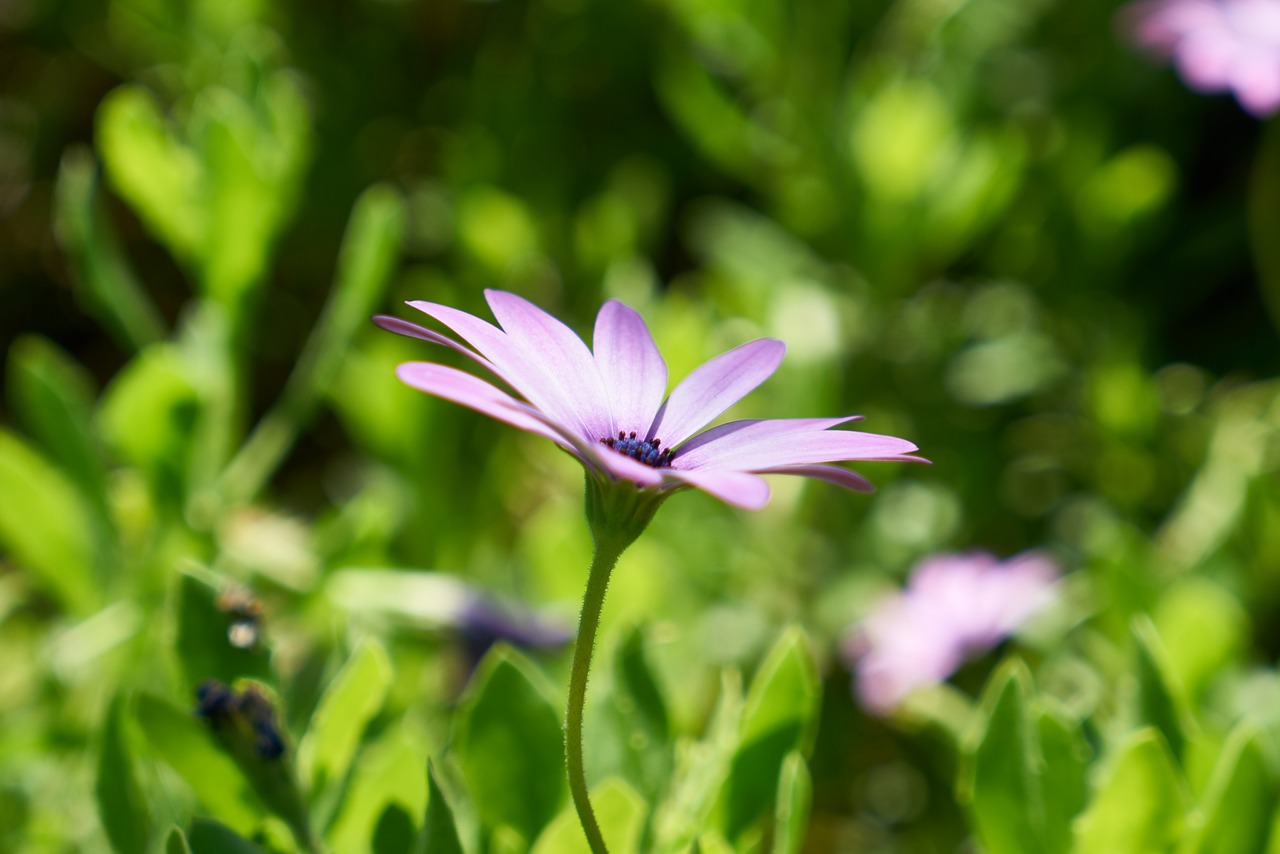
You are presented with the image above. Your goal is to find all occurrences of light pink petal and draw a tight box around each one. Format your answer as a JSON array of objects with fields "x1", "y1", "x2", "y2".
[
  {"x1": 1126, "y1": 0, "x2": 1223, "y2": 52},
  {"x1": 674, "y1": 419, "x2": 919, "y2": 472},
  {"x1": 593, "y1": 300, "x2": 668, "y2": 435},
  {"x1": 485, "y1": 290, "x2": 614, "y2": 441},
  {"x1": 1175, "y1": 28, "x2": 1239, "y2": 89},
  {"x1": 1231, "y1": 49, "x2": 1280, "y2": 115},
  {"x1": 373, "y1": 315, "x2": 495, "y2": 372},
  {"x1": 647, "y1": 339, "x2": 786, "y2": 448},
  {"x1": 759, "y1": 464, "x2": 877, "y2": 494},
  {"x1": 395, "y1": 362, "x2": 576, "y2": 449},
  {"x1": 662, "y1": 468, "x2": 772, "y2": 510},
  {"x1": 509, "y1": 403, "x2": 665, "y2": 487}
]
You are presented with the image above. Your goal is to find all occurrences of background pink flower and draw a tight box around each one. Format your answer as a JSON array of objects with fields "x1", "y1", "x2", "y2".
[
  {"x1": 1125, "y1": 0, "x2": 1280, "y2": 116},
  {"x1": 846, "y1": 551, "x2": 1059, "y2": 715}
]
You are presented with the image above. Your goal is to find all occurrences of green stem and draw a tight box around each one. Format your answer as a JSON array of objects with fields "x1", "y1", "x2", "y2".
[{"x1": 566, "y1": 537, "x2": 625, "y2": 854}]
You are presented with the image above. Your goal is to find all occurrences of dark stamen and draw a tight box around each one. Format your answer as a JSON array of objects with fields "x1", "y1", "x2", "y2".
[{"x1": 599, "y1": 431, "x2": 675, "y2": 469}]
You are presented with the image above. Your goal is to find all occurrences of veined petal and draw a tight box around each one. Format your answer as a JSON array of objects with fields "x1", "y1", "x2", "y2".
[
  {"x1": 395, "y1": 362, "x2": 573, "y2": 448},
  {"x1": 663, "y1": 469, "x2": 772, "y2": 510},
  {"x1": 373, "y1": 315, "x2": 494, "y2": 371},
  {"x1": 593, "y1": 300, "x2": 668, "y2": 434},
  {"x1": 511, "y1": 403, "x2": 666, "y2": 487},
  {"x1": 674, "y1": 419, "x2": 920, "y2": 472},
  {"x1": 648, "y1": 339, "x2": 786, "y2": 447},
  {"x1": 485, "y1": 290, "x2": 614, "y2": 441},
  {"x1": 760, "y1": 464, "x2": 876, "y2": 494}
]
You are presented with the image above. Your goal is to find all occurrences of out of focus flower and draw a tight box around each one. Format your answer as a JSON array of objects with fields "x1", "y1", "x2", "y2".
[
  {"x1": 1124, "y1": 0, "x2": 1280, "y2": 116},
  {"x1": 374, "y1": 291, "x2": 922, "y2": 515},
  {"x1": 845, "y1": 551, "x2": 1059, "y2": 715}
]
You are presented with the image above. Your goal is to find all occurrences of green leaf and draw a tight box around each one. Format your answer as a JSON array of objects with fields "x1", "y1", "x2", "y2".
[
  {"x1": 326, "y1": 724, "x2": 427, "y2": 853},
  {"x1": 96, "y1": 694, "x2": 150, "y2": 854},
  {"x1": 1072, "y1": 728, "x2": 1191, "y2": 853},
  {"x1": 602, "y1": 625, "x2": 672, "y2": 801},
  {"x1": 52, "y1": 146, "x2": 165, "y2": 350},
  {"x1": 724, "y1": 627, "x2": 820, "y2": 839},
  {"x1": 453, "y1": 644, "x2": 566, "y2": 841},
  {"x1": 1183, "y1": 724, "x2": 1276, "y2": 854},
  {"x1": 175, "y1": 569, "x2": 274, "y2": 691},
  {"x1": 772, "y1": 752, "x2": 811, "y2": 854},
  {"x1": 530, "y1": 777, "x2": 647, "y2": 854},
  {"x1": 136, "y1": 692, "x2": 263, "y2": 836},
  {"x1": 165, "y1": 825, "x2": 193, "y2": 854},
  {"x1": 964, "y1": 659, "x2": 1041, "y2": 854},
  {"x1": 298, "y1": 637, "x2": 393, "y2": 813},
  {"x1": 416, "y1": 760, "x2": 466, "y2": 854},
  {"x1": 96, "y1": 86, "x2": 204, "y2": 263},
  {"x1": 1134, "y1": 617, "x2": 1197, "y2": 760},
  {"x1": 186, "y1": 818, "x2": 268, "y2": 854},
  {"x1": 0, "y1": 428, "x2": 99, "y2": 614},
  {"x1": 7, "y1": 335, "x2": 109, "y2": 509},
  {"x1": 1035, "y1": 702, "x2": 1091, "y2": 851}
]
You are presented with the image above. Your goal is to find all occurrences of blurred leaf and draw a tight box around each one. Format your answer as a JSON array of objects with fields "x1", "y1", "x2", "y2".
[
  {"x1": 136, "y1": 692, "x2": 263, "y2": 836},
  {"x1": 1134, "y1": 617, "x2": 1197, "y2": 760},
  {"x1": 97, "y1": 342, "x2": 199, "y2": 493},
  {"x1": 298, "y1": 637, "x2": 393, "y2": 816},
  {"x1": 453, "y1": 644, "x2": 565, "y2": 842},
  {"x1": 1035, "y1": 703, "x2": 1091, "y2": 847},
  {"x1": 530, "y1": 777, "x2": 647, "y2": 854},
  {"x1": 1153, "y1": 578, "x2": 1248, "y2": 700},
  {"x1": 772, "y1": 752, "x2": 811, "y2": 854},
  {"x1": 724, "y1": 627, "x2": 820, "y2": 839},
  {"x1": 175, "y1": 569, "x2": 273, "y2": 691},
  {"x1": 964, "y1": 659, "x2": 1042, "y2": 854},
  {"x1": 415, "y1": 761, "x2": 465, "y2": 854},
  {"x1": 1072, "y1": 728, "x2": 1190, "y2": 853},
  {"x1": 165, "y1": 825, "x2": 192, "y2": 854},
  {"x1": 326, "y1": 723, "x2": 426, "y2": 853},
  {"x1": 653, "y1": 670, "x2": 744, "y2": 851},
  {"x1": 7, "y1": 336, "x2": 110, "y2": 514},
  {"x1": 1183, "y1": 724, "x2": 1276, "y2": 854},
  {"x1": 96, "y1": 694, "x2": 150, "y2": 854},
  {"x1": 0, "y1": 428, "x2": 99, "y2": 614},
  {"x1": 96, "y1": 86, "x2": 204, "y2": 263},
  {"x1": 221, "y1": 183, "x2": 404, "y2": 504},
  {"x1": 187, "y1": 818, "x2": 268, "y2": 854},
  {"x1": 606, "y1": 625, "x2": 672, "y2": 801},
  {"x1": 53, "y1": 146, "x2": 165, "y2": 350}
]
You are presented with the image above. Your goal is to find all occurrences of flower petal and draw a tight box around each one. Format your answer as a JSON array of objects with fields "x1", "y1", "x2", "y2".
[
  {"x1": 662, "y1": 468, "x2": 772, "y2": 510},
  {"x1": 485, "y1": 290, "x2": 614, "y2": 441},
  {"x1": 759, "y1": 464, "x2": 876, "y2": 494},
  {"x1": 648, "y1": 339, "x2": 786, "y2": 447},
  {"x1": 593, "y1": 300, "x2": 668, "y2": 435},
  {"x1": 395, "y1": 362, "x2": 574, "y2": 448},
  {"x1": 674, "y1": 418, "x2": 919, "y2": 471},
  {"x1": 373, "y1": 315, "x2": 494, "y2": 371}
]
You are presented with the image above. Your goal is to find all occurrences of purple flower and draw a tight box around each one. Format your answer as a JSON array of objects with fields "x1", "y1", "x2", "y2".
[
  {"x1": 374, "y1": 291, "x2": 922, "y2": 511},
  {"x1": 1124, "y1": 0, "x2": 1280, "y2": 116},
  {"x1": 845, "y1": 551, "x2": 1058, "y2": 715}
]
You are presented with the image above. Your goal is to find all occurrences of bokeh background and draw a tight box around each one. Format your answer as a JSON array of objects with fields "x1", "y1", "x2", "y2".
[{"x1": 3, "y1": 0, "x2": 1280, "y2": 850}]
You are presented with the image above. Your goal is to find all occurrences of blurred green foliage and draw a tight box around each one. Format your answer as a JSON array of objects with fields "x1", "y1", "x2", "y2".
[{"x1": 2, "y1": 0, "x2": 1280, "y2": 850}]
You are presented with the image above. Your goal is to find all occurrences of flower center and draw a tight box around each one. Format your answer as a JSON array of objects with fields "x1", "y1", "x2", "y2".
[{"x1": 600, "y1": 431, "x2": 676, "y2": 468}]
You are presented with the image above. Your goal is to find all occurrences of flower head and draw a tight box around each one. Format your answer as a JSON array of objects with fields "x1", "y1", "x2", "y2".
[
  {"x1": 845, "y1": 551, "x2": 1058, "y2": 715},
  {"x1": 1123, "y1": 0, "x2": 1280, "y2": 116},
  {"x1": 374, "y1": 291, "x2": 922, "y2": 522}
]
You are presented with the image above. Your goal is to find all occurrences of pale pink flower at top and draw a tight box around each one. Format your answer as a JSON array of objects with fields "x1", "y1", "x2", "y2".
[
  {"x1": 373, "y1": 291, "x2": 923, "y2": 513},
  {"x1": 1124, "y1": 0, "x2": 1280, "y2": 116},
  {"x1": 846, "y1": 551, "x2": 1059, "y2": 715}
]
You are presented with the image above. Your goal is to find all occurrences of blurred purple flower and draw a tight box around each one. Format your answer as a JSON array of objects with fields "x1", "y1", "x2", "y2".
[
  {"x1": 375, "y1": 291, "x2": 922, "y2": 510},
  {"x1": 845, "y1": 551, "x2": 1059, "y2": 715},
  {"x1": 1124, "y1": 0, "x2": 1280, "y2": 116}
]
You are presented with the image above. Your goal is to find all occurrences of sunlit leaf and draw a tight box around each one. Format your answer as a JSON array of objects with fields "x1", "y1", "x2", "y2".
[
  {"x1": 326, "y1": 724, "x2": 426, "y2": 854},
  {"x1": 165, "y1": 825, "x2": 192, "y2": 854},
  {"x1": 186, "y1": 818, "x2": 268, "y2": 854},
  {"x1": 0, "y1": 428, "x2": 99, "y2": 614},
  {"x1": 1134, "y1": 617, "x2": 1196, "y2": 760},
  {"x1": 772, "y1": 752, "x2": 811, "y2": 854},
  {"x1": 1071, "y1": 728, "x2": 1190, "y2": 853},
  {"x1": 1184, "y1": 724, "x2": 1276, "y2": 854},
  {"x1": 453, "y1": 644, "x2": 565, "y2": 841},
  {"x1": 964, "y1": 659, "x2": 1041, "y2": 854},
  {"x1": 415, "y1": 760, "x2": 465, "y2": 854},
  {"x1": 530, "y1": 777, "x2": 647, "y2": 854},
  {"x1": 724, "y1": 627, "x2": 820, "y2": 839},
  {"x1": 1035, "y1": 702, "x2": 1090, "y2": 849},
  {"x1": 175, "y1": 569, "x2": 274, "y2": 691},
  {"x1": 603, "y1": 624, "x2": 672, "y2": 801}
]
